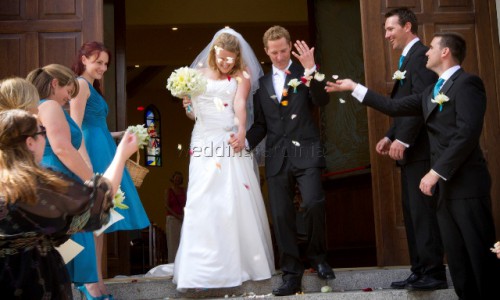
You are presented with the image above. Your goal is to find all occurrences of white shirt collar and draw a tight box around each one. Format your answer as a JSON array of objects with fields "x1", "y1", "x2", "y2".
[
  {"x1": 440, "y1": 65, "x2": 461, "y2": 82},
  {"x1": 402, "y1": 37, "x2": 420, "y2": 56},
  {"x1": 272, "y1": 60, "x2": 293, "y2": 75}
]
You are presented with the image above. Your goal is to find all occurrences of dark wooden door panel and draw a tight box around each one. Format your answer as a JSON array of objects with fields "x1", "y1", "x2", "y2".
[
  {"x1": 39, "y1": 0, "x2": 82, "y2": 19},
  {"x1": 0, "y1": 0, "x2": 101, "y2": 77},
  {"x1": 0, "y1": 34, "x2": 25, "y2": 78},
  {"x1": 38, "y1": 32, "x2": 81, "y2": 67}
]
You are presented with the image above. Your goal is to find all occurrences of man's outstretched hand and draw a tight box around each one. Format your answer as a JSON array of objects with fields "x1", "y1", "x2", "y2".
[{"x1": 325, "y1": 79, "x2": 357, "y2": 93}]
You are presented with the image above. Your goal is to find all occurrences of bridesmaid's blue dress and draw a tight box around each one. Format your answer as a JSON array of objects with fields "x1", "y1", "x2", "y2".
[
  {"x1": 80, "y1": 78, "x2": 149, "y2": 231},
  {"x1": 39, "y1": 99, "x2": 98, "y2": 283}
]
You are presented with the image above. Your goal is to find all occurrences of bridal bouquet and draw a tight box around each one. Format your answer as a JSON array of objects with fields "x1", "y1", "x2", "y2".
[
  {"x1": 126, "y1": 124, "x2": 150, "y2": 149},
  {"x1": 166, "y1": 67, "x2": 207, "y2": 99}
]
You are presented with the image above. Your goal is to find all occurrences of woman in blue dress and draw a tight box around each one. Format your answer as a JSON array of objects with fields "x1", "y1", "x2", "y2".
[
  {"x1": 27, "y1": 64, "x2": 104, "y2": 299},
  {"x1": 70, "y1": 41, "x2": 150, "y2": 298}
]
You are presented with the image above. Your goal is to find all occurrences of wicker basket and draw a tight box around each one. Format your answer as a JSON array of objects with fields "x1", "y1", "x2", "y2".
[{"x1": 126, "y1": 151, "x2": 149, "y2": 188}]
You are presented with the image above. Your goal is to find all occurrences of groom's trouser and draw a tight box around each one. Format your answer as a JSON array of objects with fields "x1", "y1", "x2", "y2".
[{"x1": 267, "y1": 158, "x2": 327, "y2": 279}]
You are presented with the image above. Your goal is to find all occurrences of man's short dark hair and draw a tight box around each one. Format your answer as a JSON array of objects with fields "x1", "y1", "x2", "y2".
[
  {"x1": 385, "y1": 7, "x2": 418, "y2": 35},
  {"x1": 434, "y1": 32, "x2": 466, "y2": 64}
]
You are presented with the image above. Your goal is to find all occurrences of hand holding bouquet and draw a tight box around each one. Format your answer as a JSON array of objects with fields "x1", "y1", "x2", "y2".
[
  {"x1": 126, "y1": 124, "x2": 150, "y2": 149},
  {"x1": 166, "y1": 67, "x2": 207, "y2": 113}
]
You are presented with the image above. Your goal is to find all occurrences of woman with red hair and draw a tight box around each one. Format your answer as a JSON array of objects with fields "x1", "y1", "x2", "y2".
[{"x1": 69, "y1": 41, "x2": 149, "y2": 299}]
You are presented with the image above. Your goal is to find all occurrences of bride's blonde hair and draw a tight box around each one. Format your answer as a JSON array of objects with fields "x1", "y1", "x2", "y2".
[{"x1": 208, "y1": 33, "x2": 246, "y2": 76}]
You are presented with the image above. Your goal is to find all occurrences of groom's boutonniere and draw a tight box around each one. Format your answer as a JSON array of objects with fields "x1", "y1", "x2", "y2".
[
  {"x1": 392, "y1": 70, "x2": 406, "y2": 85},
  {"x1": 431, "y1": 93, "x2": 450, "y2": 112},
  {"x1": 287, "y1": 78, "x2": 301, "y2": 93}
]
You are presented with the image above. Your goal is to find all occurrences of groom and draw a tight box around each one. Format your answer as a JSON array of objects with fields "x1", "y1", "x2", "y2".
[{"x1": 244, "y1": 25, "x2": 334, "y2": 296}]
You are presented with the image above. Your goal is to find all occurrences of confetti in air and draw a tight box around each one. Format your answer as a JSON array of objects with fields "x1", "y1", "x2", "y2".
[
  {"x1": 339, "y1": 98, "x2": 346, "y2": 103},
  {"x1": 292, "y1": 140, "x2": 301, "y2": 146},
  {"x1": 291, "y1": 114, "x2": 297, "y2": 119},
  {"x1": 332, "y1": 75, "x2": 339, "y2": 80}
]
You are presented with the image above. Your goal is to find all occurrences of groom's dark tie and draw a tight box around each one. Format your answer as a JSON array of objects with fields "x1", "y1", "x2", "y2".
[
  {"x1": 433, "y1": 78, "x2": 445, "y2": 98},
  {"x1": 398, "y1": 55, "x2": 405, "y2": 69}
]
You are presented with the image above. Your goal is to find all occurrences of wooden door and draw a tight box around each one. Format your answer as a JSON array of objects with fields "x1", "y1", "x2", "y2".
[
  {"x1": 0, "y1": 0, "x2": 103, "y2": 78},
  {"x1": 359, "y1": 0, "x2": 500, "y2": 266}
]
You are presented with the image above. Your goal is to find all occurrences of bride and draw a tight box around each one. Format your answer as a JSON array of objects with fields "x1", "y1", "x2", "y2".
[{"x1": 173, "y1": 28, "x2": 275, "y2": 290}]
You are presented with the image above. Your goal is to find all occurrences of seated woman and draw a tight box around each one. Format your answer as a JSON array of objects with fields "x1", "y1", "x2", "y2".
[{"x1": 0, "y1": 109, "x2": 139, "y2": 299}]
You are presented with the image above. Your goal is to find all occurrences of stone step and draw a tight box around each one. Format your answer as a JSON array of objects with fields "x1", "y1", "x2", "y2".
[{"x1": 72, "y1": 267, "x2": 457, "y2": 299}]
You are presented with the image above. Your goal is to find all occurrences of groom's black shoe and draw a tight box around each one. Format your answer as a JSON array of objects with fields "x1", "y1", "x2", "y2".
[
  {"x1": 316, "y1": 262, "x2": 335, "y2": 280},
  {"x1": 390, "y1": 273, "x2": 420, "y2": 289},
  {"x1": 272, "y1": 277, "x2": 302, "y2": 296},
  {"x1": 406, "y1": 275, "x2": 448, "y2": 291}
]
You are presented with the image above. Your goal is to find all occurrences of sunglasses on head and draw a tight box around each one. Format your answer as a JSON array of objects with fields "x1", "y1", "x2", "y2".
[{"x1": 32, "y1": 125, "x2": 46, "y2": 138}]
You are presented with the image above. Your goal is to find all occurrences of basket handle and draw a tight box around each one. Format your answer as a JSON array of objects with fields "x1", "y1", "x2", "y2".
[{"x1": 134, "y1": 150, "x2": 140, "y2": 164}]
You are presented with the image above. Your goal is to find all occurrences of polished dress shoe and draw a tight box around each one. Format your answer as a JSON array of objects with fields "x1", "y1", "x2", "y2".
[
  {"x1": 316, "y1": 262, "x2": 336, "y2": 280},
  {"x1": 406, "y1": 275, "x2": 448, "y2": 291},
  {"x1": 390, "y1": 273, "x2": 420, "y2": 289},
  {"x1": 272, "y1": 277, "x2": 302, "y2": 296}
]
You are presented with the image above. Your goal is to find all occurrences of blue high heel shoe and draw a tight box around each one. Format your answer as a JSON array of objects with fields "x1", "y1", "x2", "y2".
[{"x1": 75, "y1": 284, "x2": 106, "y2": 300}]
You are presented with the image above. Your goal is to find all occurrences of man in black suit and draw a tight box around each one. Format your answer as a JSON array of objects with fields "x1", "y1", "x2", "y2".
[
  {"x1": 326, "y1": 32, "x2": 500, "y2": 300},
  {"x1": 378, "y1": 8, "x2": 446, "y2": 291},
  {"x1": 244, "y1": 25, "x2": 333, "y2": 296}
]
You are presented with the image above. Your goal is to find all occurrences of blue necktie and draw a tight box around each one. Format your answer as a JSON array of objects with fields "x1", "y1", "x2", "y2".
[
  {"x1": 433, "y1": 78, "x2": 445, "y2": 98},
  {"x1": 398, "y1": 55, "x2": 405, "y2": 69}
]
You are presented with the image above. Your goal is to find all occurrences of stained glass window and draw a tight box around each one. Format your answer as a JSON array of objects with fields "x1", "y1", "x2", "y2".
[{"x1": 145, "y1": 105, "x2": 161, "y2": 166}]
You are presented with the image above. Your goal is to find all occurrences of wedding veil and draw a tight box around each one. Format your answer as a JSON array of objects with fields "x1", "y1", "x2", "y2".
[{"x1": 190, "y1": 27, "x2": 264, "y2": 129}]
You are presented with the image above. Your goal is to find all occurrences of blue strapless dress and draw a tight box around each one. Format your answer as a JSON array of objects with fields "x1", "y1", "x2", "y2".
[
  {"x1": 80, "y1": 78, "x2": 149, "y2": 231},
  {"x1": 39, "y1": 100, "x2": 98, "y2": 283}
]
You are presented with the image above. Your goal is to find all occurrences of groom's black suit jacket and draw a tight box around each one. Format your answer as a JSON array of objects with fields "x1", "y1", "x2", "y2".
[
  {"x1": 386, "y1": 41, "x2": 437, "y2": 165},
  {"x1": 247, "y1": 62, "x2": 330, "y2": 177},
  {"x1": 364, "y1": 68, "x2": 491, "y2": 199}
]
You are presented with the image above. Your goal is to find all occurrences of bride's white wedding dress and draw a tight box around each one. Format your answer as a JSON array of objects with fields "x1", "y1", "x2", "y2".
[{"x1": 173, "y1": 77, "x2": 275, "y2": 290}]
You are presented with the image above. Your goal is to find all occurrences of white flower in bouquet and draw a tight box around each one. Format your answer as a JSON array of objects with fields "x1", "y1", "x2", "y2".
[
  {"x1": 126, "y1": 124, "x2": 150, "y2": 149},
  {"x1": 166, "y1": 67, "x2": 207, "y2": 99},
  {"x1": 113, "y1": 186, "x2": 128, "y2": 209}
]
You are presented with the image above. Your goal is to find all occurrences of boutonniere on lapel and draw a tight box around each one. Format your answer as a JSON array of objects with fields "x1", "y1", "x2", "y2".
[
  {"x1": 431, "y1": 93, "x2": 450, "y2": 112},
  {"x1": 392, "y1": 70, "x2": 406, "y2": 85},
  {"x1": 287, "y1": 78, "x2": 301, "y2": 93},
  {"x1": 300, "y1": 72, "x2": 325, "y2": 87}
]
